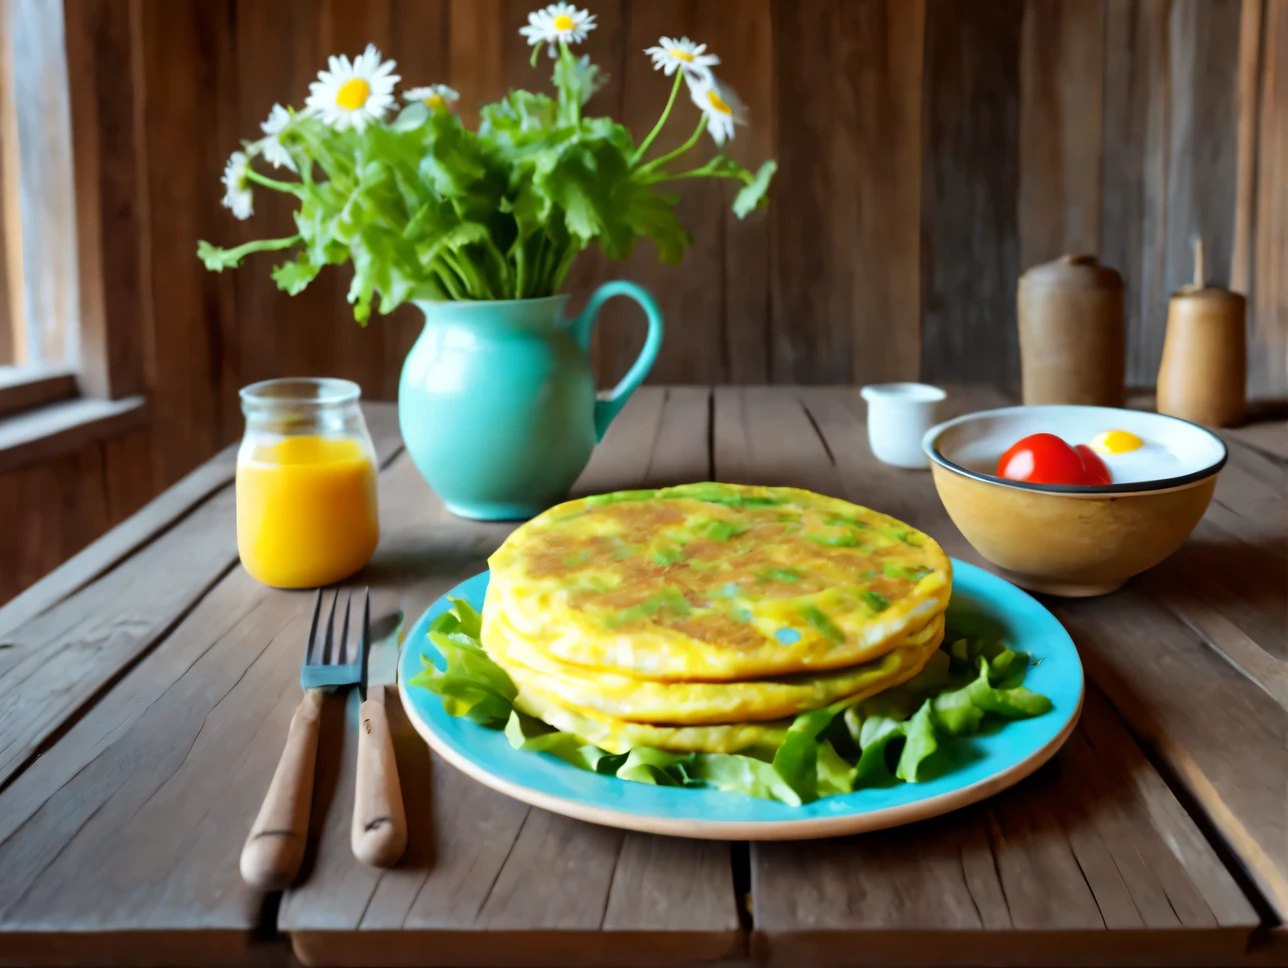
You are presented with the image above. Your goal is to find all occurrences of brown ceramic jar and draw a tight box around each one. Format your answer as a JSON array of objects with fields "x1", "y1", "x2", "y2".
[
  {"x1": 1017, "y1": 254, "x2": 1125, "y2": 407},
  {"x1": 1156, "y1": 285, "x2": 1246, "y2": 427}
]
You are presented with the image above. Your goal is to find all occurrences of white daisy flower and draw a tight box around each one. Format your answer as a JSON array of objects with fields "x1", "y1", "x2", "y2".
[
  {"x1": 644, "y1": 37, "x2": 719, "y2": 80},
  {"x1": 519, "y1": 3, "x2": 596, "y2": 57},
  {"x1": 258, "y1": 103, "x2": 296, "y2": 171},
  {"x1": 305, "y1": 44, "x2": 400, "y2": 132},
  {"x1": 689, "y1": 74, "x2": 747, "y2": 146},
  {"x1": 403, "y1": 84, "x2": 459, "y2": 111},
  {"x1": 221, "y1": 151, "x2": 253, "y2": 220}
]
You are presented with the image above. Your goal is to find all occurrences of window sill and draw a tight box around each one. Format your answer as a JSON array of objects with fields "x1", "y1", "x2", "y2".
[
  {"x1": 0, "y1": 395, "x2": 148, "y2": 474},
  {"x1": 0, "y1": 366, "x2": 80, "y2": 418}
]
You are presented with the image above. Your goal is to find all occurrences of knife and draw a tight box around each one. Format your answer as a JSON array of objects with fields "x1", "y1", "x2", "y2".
[{"x1": 352, "y1": 609, "x2": 408, "y2": 868}]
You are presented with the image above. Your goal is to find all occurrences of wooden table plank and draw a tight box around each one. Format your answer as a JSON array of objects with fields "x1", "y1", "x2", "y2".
[
  {"x1": 735, "y1": 387, "x2": 1261, "y2": 966},
  {"x1": 281, "y1": 388, "x2": 742, "y2": 968},
  {"x1": 2, "y1": 386, "x2": 1280, "y2": 967}
]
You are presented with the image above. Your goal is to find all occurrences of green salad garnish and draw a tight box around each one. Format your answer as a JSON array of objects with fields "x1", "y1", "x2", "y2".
[{"x1": 409, "y1": 598, "x2": 1053, "y2": 806}]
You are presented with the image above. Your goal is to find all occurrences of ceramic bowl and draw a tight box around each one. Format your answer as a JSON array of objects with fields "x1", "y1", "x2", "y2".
[{"x1": 922, "y1": 406, "x2": 1227, "y2": 597}]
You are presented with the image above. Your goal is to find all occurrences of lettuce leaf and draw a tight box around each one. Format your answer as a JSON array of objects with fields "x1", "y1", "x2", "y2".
[{"x1": 410, "y1": 599, "x2": 1054, "y2": 806}]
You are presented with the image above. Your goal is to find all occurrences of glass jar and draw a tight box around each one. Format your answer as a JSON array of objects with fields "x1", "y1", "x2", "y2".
[{"x1": 235, "y1": 378, "x2": 379, "y2": 588}]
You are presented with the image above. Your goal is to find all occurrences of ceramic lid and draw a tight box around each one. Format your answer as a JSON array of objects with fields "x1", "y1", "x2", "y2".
[
  {"x1": 1019, "y1": 254, "x2": 1123, "y2": 291},
  {"x1": 1170, "y1": 282, "x2": 1247, "y2": 306}
]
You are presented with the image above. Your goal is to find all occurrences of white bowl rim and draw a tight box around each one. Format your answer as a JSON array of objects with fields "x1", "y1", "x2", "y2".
[{"x1": 921, "y1": 405, "x2": 1228, "y2": 495}]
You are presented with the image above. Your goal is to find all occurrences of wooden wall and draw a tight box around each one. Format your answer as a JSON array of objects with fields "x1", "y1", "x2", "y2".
[
  {"x1": 140, "y1": 0, "x2": 1286, "y2": 486},
  {"x1": 1, "y1": 0, "x2": 1286, "y2": 605}
]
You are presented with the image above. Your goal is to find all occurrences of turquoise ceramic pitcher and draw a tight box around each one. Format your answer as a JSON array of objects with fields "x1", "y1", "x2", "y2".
[{"x1": 398, "y1": 282, "x2": 663, "y2": 520}]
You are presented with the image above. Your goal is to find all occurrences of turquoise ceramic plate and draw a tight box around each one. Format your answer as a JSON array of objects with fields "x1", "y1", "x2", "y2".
[{"x1": 398, "y1": 559, "x2": 1084, "y2": 839}]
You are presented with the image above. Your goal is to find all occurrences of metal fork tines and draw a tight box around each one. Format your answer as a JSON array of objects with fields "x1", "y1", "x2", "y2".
[{"x1": 300, "y1": 587, "x2": 370, "y2": 692}]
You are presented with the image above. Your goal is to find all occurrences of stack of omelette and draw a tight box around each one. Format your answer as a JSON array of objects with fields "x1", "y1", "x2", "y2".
[{"x1": 483, "y1": 483, "x2": 952, "y2": 756}]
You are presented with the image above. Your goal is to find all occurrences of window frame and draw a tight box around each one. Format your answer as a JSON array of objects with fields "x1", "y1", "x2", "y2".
[{"x1": 0, "y1": 0, "x2": 149, "y2": 468}]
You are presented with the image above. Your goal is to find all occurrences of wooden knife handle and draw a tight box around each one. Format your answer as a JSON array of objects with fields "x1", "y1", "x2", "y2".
[
  {"x1": 352, "y1": 685, "x2": 407, "y2": 867},
  {"x1": 240, "y1": 688, "x2": 323, "y2": 891}
]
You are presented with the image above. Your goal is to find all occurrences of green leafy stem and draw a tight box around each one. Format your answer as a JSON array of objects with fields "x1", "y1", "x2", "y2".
[
  {"x1": 196, "y1": 39, "x2": 777, "y2": 322},
  {"x1": 409, "y1": 598, "x2": 1053, "y2": 807}
]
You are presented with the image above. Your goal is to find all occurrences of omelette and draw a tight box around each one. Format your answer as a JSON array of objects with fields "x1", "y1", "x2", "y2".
[
  {"x1": 485, "y1": 604, "x2": 945, "y2": 724},
  {"x1": 487, "y1": 483, "x2": 951, "y2": 681}
]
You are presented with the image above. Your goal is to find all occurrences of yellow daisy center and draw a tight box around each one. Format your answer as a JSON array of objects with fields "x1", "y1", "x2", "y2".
[
  {"x1": 707, "y1": 89, "x2": 732, "y2": 115},
  {"x1": 554, "y1": 13, "x2": 575, "y2": 30},
  {"x1": 425, "y1": 93, "x2": 444, "y2": 108},
  {"x1": 673, "y1": 49, "x2": 694, "y2": 62},
  {"x1": 336, "y1": 78, "x2": 370, "y2": 111}
]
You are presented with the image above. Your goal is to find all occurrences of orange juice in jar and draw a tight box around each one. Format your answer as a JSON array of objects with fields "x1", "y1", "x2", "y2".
[{"x1": 236, "y1": 378, "x2": 379, "y2": 588}]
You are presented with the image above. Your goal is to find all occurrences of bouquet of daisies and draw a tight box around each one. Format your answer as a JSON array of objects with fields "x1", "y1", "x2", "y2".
[{"x1": 197, "y1": 3, "x2": 776, "y2": 323}]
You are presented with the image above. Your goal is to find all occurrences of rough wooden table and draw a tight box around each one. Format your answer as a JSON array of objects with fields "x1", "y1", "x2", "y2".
[{"x1": 0, "y1": 386, "x2": 1284, "y2": 968}]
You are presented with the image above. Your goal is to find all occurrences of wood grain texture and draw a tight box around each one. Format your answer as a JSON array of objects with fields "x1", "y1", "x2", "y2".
[
  {"x1": 0, "y1": 386, "x2": 1280, "y2": 966},
  {"x1": 63, "y1": 0, "x2": 151, "y2": 400},
  {"x1": 1251, "y1": 0, "x2": 1288, "y2": 400},
  {"x1": 0, "y1": 443, "x2": 237, "y2": 637},
  {"x1": 16, "y1": 0, "x2": 1288, "y2": 613},
  {"x1": 770, "y1": 0, "x2": 924, "y2": 386},
  {"x1": 0, "y1": 367, "x2": 77, "y2": 418},
  {"x1": 1018, "y1": 0, "x2": 1104, "y2": 267},
  {"x1": 920, "y1": 0, "x2": 1023, "y2": 385},
  {"x1": 139, "y1": 0, "x2": 235, "y2": 488},
  {"x1": 0, "y1": 394, "x2": 146, "y2": 473},
  {"x1": 711, "y1": 0, "x2": 773, "y2": 384},
  {"x1": 1164, "y1": 0, "x2": 1243, "y2": 294},
  {"x1": 1231, "y1": 0, "x2": 1264, "y2": 296},
  {"x1": 715, "y1": 388, "x2": 1260, "y2": 967},
  {"x1": 1101, "y1": 0, "x2": 1172, "y2": 387},
  {"x1": 0, "y1": 404, "x2": 402, "y2": 790},
  {"x1": 1057, "y1": 588, "x2": 1288, "y2": 919},
  {"x1": 0, "y1": 443, "x2": 110, "y2": 605},
  {"x1": 597, "y1": 0, "x2": 727, "y2": 387},
  {"x1": 282, "y1": 389, "x2": 741, "y2": 967}
]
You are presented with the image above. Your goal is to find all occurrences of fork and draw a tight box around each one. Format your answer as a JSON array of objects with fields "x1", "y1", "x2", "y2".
[{"x1": 239, "y1": 588, "x2": 367, "y2": 891}]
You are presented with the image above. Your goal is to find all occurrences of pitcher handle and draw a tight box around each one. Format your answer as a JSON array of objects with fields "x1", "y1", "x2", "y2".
[{"x1": 571, "y1": 281, "x2": 663, "y2": 441}]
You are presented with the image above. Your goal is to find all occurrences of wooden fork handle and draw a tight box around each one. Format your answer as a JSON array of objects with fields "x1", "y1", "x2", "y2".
[
  {"x1": 352, "y1": 685, "x2": 407, "y2": 867},
  {"x1": 240, "y1": 688, "x2": 323, "y2": 891}
]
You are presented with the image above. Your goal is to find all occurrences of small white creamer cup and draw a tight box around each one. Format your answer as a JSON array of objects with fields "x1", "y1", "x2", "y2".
[{"x1": 860, "y1": 383, "x2": 947, "y2": 469}]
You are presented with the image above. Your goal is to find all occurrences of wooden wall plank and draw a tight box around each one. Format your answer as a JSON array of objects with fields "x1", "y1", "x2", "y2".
[
  {"x1": 708, "y1": 0, "x2": 773, "y2": 383},
  {"x1": 64, "y1": 0, "x2": 151, "y2": 400},
  {"x1": 1018, "y1": 0, "x2": 1105, "y2": 268},
  {"x1": 1252, "y1": 0, "x2": 1288, "y2": 399},
  {"x1": 230, "y1": 0, "x2": 329, "y2": 411},
  {"x1": 0, "y1": 445, "x2": 109, "y2": 605},
  {"x1": 1231, "y1": 0, "x2": 1264, "y2": 296},
  {"x1": 920, "y1": 0, "x2": 1024, "y2": 385},
  {"x1": 598, "y1": 0, "x2": 727, "y2": 386},
  {"x1": 1163, "y1": 0, "x2": 1243, "y2": 294},
  {"x1": 1100, "y1": 0, "x2": 1171, "y2": 387},
  {"x1": 140, "y1": 0, "x2": 236, "y2": 488},
  {"x1": 9, "y1": 0, "x2": 1288, "y2": 612},
  {"x1": 770, "y1": 0, "x2": 924, "y2": 386}
]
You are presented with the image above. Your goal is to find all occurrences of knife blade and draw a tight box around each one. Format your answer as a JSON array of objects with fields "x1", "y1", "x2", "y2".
[
  {"x1": 353, "y1": 608, "x2": 407, "y2": 868},
  {"x1": 362, "y1": 610, "x2": 404, "y2": 696}
]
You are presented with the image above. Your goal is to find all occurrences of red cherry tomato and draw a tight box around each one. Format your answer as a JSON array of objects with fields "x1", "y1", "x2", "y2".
[
  {"x1": 1074, "y1": 444, "x2": 1113, "y2": 485},
  {"x1": 996, "y1": 433, "x2": 1088, "y2": 485}
]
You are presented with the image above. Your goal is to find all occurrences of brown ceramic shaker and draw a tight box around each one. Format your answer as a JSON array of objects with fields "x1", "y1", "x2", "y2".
[
  {"x1": 1156, "y1": 284, "x2": 1246, "y2": 428},
  {"x1": 1017, "y1": 254, "x2": 1125, "y2": 407}
]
